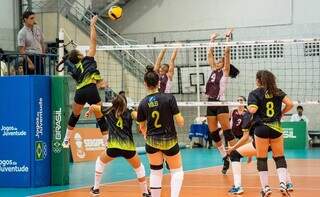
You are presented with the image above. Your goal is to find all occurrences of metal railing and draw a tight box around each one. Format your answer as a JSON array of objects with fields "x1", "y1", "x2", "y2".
[{"x1": 0, "y1": 53, "x2": 58, "y2": 76}]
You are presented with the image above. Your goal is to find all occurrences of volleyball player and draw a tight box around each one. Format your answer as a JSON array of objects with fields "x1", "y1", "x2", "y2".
[
  {"x1": 230, "y1": 96, "x2": 247, "y2": 139},
  {"x1": 227, "y1": 122, "x2": 294, "y2": 195},
  {"x1": 137, "y1": 66, "x2": 185, "y2": 197},
  {"x1": 154, "y1": 47, "x2": 179, "y2": 93},
  {"x1": 87, "y1": 95, "x2": 150, "y2": 197},
  {"x1": 206, "y1": 29, "x2": 237, "y2": 174},
  {"x1": 246, "y1": 70, "x2": 293, "y2": 196},
  {"x1": 61, "y1": 15, "x2": 108, "y2": 148}
]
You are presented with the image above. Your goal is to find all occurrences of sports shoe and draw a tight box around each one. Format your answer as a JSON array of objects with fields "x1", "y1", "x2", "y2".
[
  {"x1": 222, "y1": 156, "x2": 230, "y2": 175},
  {"x1": 142, "y1": 189, "x2": 151, "y2": 197},
  {"x1": 260, "y1": 186, "x2": 272, "y2": 197},
  {"x1": 286, "y1": 182, "x2": 294, "y2": 192},
  {"x1": 228, "y1": 185, "x2": 244, "y2": 195},
  {"x1": 90, "y1": 186, "x2": 100, "y2": 196},
  {"x1": 280, "y1": 182, "x2": 290, "y2": 196}
]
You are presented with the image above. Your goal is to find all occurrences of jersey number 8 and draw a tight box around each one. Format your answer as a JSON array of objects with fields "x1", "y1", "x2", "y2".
[{"x1": 266, "y1": 101, "x2": 275, "y2": 117}]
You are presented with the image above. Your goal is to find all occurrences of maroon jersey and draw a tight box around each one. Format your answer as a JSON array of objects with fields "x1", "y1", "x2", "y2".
[
  {"x1": 205, "y1": 69, "x2": 227, "y2": 100},
  {"x1": 231, "y1": 109, "x2": 246, "y2": 137}
]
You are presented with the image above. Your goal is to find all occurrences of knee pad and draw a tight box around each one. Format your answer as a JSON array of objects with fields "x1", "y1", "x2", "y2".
[
  {"x1": 211, "y1": 129, "x2": 221, "y2": 143},
  {"x1": 96, "y1": 117, "x2": 108, "y2": 133},
  {"x1": 170, "y1": 167, "x2": 184, "y2": 181},
  {"x1": 68, "y1": 112, "x2": 80, "y2": 127},
  {"x1": 257, "y1": 157, "x2": 268, "y2": 171},
  {"x1": 150, "y1": 164, "x2": 163, "y2": 170},
  {"x1": 230, "y1": 150, "x2": 243, "y2": 162},
  {"x1": 134, "y1": 163, "x2": 146, "y2": 179},
  {"x1": 273, "y1": 156, "x2": 287, "y2": 169},
  {"x1": 223, "y1": 129, "x2": 235, "y2": 142}
]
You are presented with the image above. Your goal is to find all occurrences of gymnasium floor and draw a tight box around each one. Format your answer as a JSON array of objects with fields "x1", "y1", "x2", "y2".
[{"x1": 1, "y1": 148, "x2": 320, "y2": 197}]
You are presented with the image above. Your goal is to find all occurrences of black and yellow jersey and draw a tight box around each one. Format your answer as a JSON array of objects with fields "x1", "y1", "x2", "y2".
[
  {"x1": 101, "y1": 107, "x2": 136, "y2": 151},
  {"x1": 74, "y1": 56, "x2": 102, "y2": 90},
  {"x1": 137, "y1": 92, "x2": 180, "y2": 150},
  {"x1": 248, "y1": 87, "x2": 287, "y2": 132}
]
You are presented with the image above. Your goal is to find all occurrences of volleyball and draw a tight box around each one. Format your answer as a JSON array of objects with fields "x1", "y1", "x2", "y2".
[{"x1": 108, "y1": 6, "x2": 123, "y2": 20}]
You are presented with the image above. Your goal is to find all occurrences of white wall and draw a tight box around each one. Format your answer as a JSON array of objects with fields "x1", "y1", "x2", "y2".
[{"x1": 0, "y1": 0, "x2": 20, "y2": 50}]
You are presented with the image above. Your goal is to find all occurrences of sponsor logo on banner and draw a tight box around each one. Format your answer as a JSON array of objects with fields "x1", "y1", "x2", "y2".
[
  {"x1": 35, "y1": 141, "x2": 47, "y2": 160},
  {"x1": 1, "y1": 125, "x2": 27, "y2": 137},
  {"x1": 70, "y1": 128, "x2": 105, "y2": 162},
  {"x1": 0, "y1": 160, "x2": 29, "y2": 173},
  {"x1": 36, "y1": 98, "x2": 44, "y2": 139},
  {"x1": 52, "y1": 108, "x2": 62, "y2": 154},
  {"x1": 283, "y1": 128, "x2": 297, "y2": 139}
]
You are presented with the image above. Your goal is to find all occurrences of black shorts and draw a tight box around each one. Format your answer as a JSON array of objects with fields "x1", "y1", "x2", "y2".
[
  {"x1": 232, "y1": 128, "x2": 243, "y2": 139},
  {"x1": 254, "y1": 125, "x2": 282, "y2": 139},
  {"x1": 145, "y1": 143, "x2": 180, "y2": 156},
  {"x1": 206, "y1": 98, "x2": 229, "y2": 116},
  {"x1": 74, "y1": 83, "x2": 101, "y2": 105},
  {"x1": 106, "y1": 148, "x2": 136, "y2": 159},
  {"x1": 25, "y1": 55, "x2": 45, "y2": 75}
]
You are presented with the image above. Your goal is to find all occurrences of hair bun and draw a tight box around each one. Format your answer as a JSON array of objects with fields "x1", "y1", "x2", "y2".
[{"x1": 146, "y1": 65, "x2": 154, "y2": 72}]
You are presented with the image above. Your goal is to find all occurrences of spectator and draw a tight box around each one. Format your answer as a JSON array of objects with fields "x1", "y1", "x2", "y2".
[
  {"x1": 0, "y1": 48, "x2": 8, "y2": 76},
  {"x1": 18, "y1": 11, "x2": 45, "y2": 75},
  {"x1": 290, "y1": 105, "x2": 309, "y2": 125}
]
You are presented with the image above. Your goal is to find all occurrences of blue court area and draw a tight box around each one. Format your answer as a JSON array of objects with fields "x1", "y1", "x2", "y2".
[{"x1": 1, "y1": 148, "x2": 319, "y2": 197}]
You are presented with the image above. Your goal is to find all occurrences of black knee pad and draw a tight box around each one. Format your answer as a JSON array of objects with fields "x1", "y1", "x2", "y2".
[
  {"x1": 211, "y1": 129, "x2": 221, "y2": 143},
  {"x1": 257, "y1": 157, "x2": 268, "y2": 171},
  {"x1": 230, "y1": 150, "x2": 243, "y2": 162},
  {"x1": 273, "y1": 156, "x2": 287, "y2": 169},
  {"x1": 150, "y1": 164, "x2": 163, "y2": 170},
  {"x1": 96, "y1": 117, "x2": 108, "y2": 133},
  {"x1": 68, "y1": 112, "x2": 80, "y2": 127},
  {"x1": 223, "y1": 129, "x2": 235, "y2": 142}
]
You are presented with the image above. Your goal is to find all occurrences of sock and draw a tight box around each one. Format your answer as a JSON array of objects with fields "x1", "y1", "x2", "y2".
[
  {"x1": 170, "y1": 167, "x2": 184, "y2": 197},
  {"x1": 94, "y1": 157, "x2": 106, "y2": 190},
  {"x1": 277, "y1": 168, "x2": 287, "y2": 184},
  {"x1": 150, "y1": 169, "x2": 163, "y2": 197},
  {"x1": 259, "y1": 171, "x2": 269, "y2": 188},
  {"x1": 286, "y1": 171, "x2": 292, "y2": 183},
  {"x1": 64, "y1": 128, "x2": 73, "y2": 141},
  {"x1": 217, "y1": 145, "x2": 227, "y2": 158},
  {"x1": 139, "y1": 181, "x2": 149, "y2": 194},
  {"x1": 231, "y1": 162, "x2": 241, "y2": 187}
]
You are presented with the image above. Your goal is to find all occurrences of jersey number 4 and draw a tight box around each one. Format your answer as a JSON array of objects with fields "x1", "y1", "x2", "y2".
[
  {"x1": 116, "y1": 117, "x2": 124, "y2": 129},
  {"x1": 266, "y1": 101, "x2": 275, "y2": 117},
  {"x1": 152, "y1": 111, "x2": 162, "y2": 128}
]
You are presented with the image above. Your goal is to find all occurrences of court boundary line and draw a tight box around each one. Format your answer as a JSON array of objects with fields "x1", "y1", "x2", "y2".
[{"x1": 30, "y1": 158, "x2": 320, "y2": 196}]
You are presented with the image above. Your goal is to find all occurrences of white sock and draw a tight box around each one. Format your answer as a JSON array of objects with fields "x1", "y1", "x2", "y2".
[
  {"x1": 94, "y1": 157, "x2": 106, "y2": 190},
  {"x1": 231, "y1": 162, "x2": 241, "y2": 187},
  {"x1": 139, "y1": 181, "x2": 149, "y2": 194},
  {"x1": 217, "y1": 145, "x2": 227, "y2": 158},
  {"x1": 259, "y1": 171, "x2": 269, "y2": 188},
  {"x1": 134, "y1": 164, "x2": 148, "y2": 194},
  {"x1": 170, "y1": 167, "x2": 184, "y2": 197},
  {"x1": 286, "y1": 171, "x2": 292, "y2": 183},
  {"x1": 64, "y1": 128, "x2": 73, "y2": 141},
  {"x1": 277, "y1": 168, "x2": 287, "y2": 184},
  {"x1": 150, "y1": 169, "x2": 163, "y2": 197}
]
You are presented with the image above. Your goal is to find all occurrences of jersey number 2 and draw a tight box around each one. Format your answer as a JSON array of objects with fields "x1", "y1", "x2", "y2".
[
  {"x1": 152, "y1": 111, "x2": 162, "y2": 128},
  {"x1": 266, "y1": 101, "x2": 275, "y2": 117}
]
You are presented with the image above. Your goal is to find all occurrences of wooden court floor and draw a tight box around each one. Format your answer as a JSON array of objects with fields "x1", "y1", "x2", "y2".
[{"x1": 38, "y1": 159, "x2": 320, "y2": 197}]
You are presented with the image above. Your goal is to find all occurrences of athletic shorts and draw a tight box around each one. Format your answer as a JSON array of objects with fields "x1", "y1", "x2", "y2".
[
  {"x1": 74, "y1": 83, "x2": 101, "y2": 105},
  {"x1": 106, "y1": 148, "x2": 136, "y2": 159},
  {"x1": 206, "y1": 98, "x2": 229, "y2": 116},
  {"x1": 254, "y1": 124, "x2": 282, "y2": 139},
  {"x1": 145, "y1": 143, "x2": 180, "y2": 156}
]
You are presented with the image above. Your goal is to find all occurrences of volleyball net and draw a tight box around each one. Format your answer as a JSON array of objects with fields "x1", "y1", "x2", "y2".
[{"x1": 76, "y1": 38, "x2": 320, "y2": 141}]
